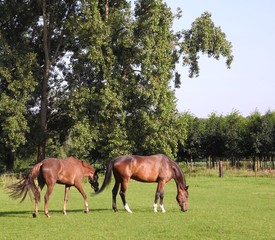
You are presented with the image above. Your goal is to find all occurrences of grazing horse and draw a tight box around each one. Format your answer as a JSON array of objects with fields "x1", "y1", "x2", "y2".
[
  {"x1": 8, "y1": 157, "x2": 99, "y2": 217},
  {"x1": 95, "y1": 154, "x2": 189, "y2": 213}
]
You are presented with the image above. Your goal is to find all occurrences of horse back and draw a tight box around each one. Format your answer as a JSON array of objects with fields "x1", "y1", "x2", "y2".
[
  {"x1": 113, "y1": 154, "x2": 173, "y2": 182},
  {"x1": 41, "y1": 157, "x2": 85, "y2": 185}
]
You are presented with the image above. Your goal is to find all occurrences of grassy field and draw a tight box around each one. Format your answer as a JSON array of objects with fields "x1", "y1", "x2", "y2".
[{"x1": 0, "y1": 174, "x2": 274, "y2": 240}]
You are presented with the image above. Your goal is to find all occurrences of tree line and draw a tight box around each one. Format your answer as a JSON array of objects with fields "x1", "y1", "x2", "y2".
[
  {"x1": 179, "y1": 111, "x2": 275, "y2": 172},
  {"x1": 1, "y1": 0, "x2": 235, "y2": 172}
]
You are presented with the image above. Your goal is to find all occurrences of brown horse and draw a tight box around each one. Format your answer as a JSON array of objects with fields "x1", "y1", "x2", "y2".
[
  {"x1": 95, "y1": 154, "x2": 189, "y2": 213},
  {"x1": 8, "y1": 157, "x2": 99, "y2": 217}
]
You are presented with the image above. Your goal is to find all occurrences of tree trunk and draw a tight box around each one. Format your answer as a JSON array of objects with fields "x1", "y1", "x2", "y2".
[
  {"x1": 208, "y1": 155, "x2": 211, "y2": 175},
  {"x1": 252, "y1": 156, "x2": 256, "y2": 172},
  {"x1": 37, "y1": 0, "x2": 50, "y2": 162},
  {"x1": 254, "y1": 157, "x2": 258, "y2": 177},
  {"x1": 4, "y1": 150, "x2": 14, "y2": 171},
  {"x1": 189, "y1": 155, "x2": 193, "y2": 178},
  {"x1": 105, "y1": 0, "x2": 109, "y2": 22},
  {"x1": 231, "y1": 156, "x2": 235, "y2": 169}
]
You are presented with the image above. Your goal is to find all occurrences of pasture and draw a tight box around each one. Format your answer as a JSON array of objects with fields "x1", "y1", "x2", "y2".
[{"x1": 0, "y1": 175, "x2": 274, "y2": 240}]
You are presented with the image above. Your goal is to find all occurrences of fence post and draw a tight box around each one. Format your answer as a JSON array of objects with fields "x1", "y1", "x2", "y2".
[{"x1": 219, "y1": 160, "x2": 223, "y2": 177}]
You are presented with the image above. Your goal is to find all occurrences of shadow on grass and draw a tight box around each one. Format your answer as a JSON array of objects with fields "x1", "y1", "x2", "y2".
[
  {"x1": 0, "y1": 208, "x2": 112, "y2": 218},
  {"x1": 0, "y1": 210, "x2": 33, "y2": 218},
  {"x1": 0, "y1": 206, "x2": 185, "y2": 217}
]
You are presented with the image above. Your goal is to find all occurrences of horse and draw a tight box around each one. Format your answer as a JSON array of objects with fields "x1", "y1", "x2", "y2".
[
  {"x1": 95, "y1": 154, "x2": 189, "y2": 213},
  {"x1": 8, "y1": 157, "x2": 99, "y2": 218}
]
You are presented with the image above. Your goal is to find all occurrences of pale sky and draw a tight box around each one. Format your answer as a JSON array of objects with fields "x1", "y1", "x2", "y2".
[{"x1": 166, "y1": 1, "x2": 275, "y2": 118}]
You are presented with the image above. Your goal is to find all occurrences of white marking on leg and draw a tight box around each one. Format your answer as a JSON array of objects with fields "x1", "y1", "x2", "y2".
[
  {"x1": 153, "y1": 203, "x2": 158, "y2": 213},
  {"x1": 160, "y1": 204, "x2": 166, "y2": 213},
  {"x1": 124, "y1": 203, "x2": 133, "y2": 213},
  {"x1": 84, "y1": 201, "x2": 89, "y2": 213}
]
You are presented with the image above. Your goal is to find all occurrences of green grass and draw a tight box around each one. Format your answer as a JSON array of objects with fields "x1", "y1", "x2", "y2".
[{"x1": 0, "y1": 175, "x2": 274, "y2": 240}]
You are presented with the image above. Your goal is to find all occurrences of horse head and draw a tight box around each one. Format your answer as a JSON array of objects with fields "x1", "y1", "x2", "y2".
[
  {"x1": 176, "y1": 185, "x2": 189, "y2": 212},
  {"x1": 88, "y1": 171, "x2": 99, "y2": 193}
]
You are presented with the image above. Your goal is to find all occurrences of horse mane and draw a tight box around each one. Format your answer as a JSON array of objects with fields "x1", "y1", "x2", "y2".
[
  {"x1": 166, "y1": 156, "x2": 187, "y2": 189},
  {"x1": 81, "y1": 160, "x2": 95, "y2": 172}
]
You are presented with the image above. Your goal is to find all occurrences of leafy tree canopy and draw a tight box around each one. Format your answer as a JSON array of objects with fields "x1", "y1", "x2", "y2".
[{"x1": 0, "y1": 0, "x2": 234, "y2": 170}]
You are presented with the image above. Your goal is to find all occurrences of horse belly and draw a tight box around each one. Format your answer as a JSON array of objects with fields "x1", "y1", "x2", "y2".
[
  {"x1": 57, "y1": 171, "x2": 77, "y2": 185},
  {"x1": 131, "y1": 169, "x2": 158, "y2": 182}
]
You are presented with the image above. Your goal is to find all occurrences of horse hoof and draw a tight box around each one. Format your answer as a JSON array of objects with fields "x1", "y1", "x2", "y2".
[
  {"x1": 160, "y1": 205, "x2": 166, "y2": 213},
  {"x1": 124, "y1": 204, "x2": 133, "y2": 213},
  {"x1": 84, "y1": 210, "x2": 89, "y2": 214},
  {"x1": 32, "y1": 213, "x2": 37, "y2": 218}
]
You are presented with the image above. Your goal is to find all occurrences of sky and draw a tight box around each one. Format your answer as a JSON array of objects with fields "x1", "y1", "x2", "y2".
[{"x1": 165, "y1": 0, "x2": 275, "y2": 118}]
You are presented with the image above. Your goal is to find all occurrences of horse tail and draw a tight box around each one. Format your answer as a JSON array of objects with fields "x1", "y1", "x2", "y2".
[
  {"x1": 7, "y1": 162, "x2": 43, "y2": 203},
  {"x1": 94, "y1": 159, "x2": 114, "y2": 195}
]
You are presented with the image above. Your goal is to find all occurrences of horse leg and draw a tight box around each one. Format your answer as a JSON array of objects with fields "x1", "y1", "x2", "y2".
[
  {"x1": 75, "y1": 184, "x2": 89, "y2": 213},
  {"x1": 33, "y1": 180, "x2": 44, "y2": 218},
  {"x1": 153, "y1": 181, "x2": 166, "y2": 213},
  {"x1": 112, "y1": 180, "x2": 120, "y2": 212},
  {"x1": 33, "y1": 185, "x2": 42, "y2": 218},
  {"x1": 120, "y1": 179, "x2": 132, "y2": 213},
  {"x1": 62, "y1": 185, "x2": 70, "y2": 215},
  {"x1": 159, "y1": 191, "x2": 166, "y2": 213},
  {"x1": 44, "y1": 184, "x2": 54, "y2": 218}
]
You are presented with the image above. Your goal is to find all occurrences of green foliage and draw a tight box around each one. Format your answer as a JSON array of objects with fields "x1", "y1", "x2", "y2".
[
  {"x1": 0, "y1": 2, "x2": 37, "y2": 165},
  {"x1": 178, "y1": 112, "x2": 205, "y2": 160},
  {"x1": 0, "y1": 0, "x2": 235, "y2": 169},
  {"x1": 244, "y1": 110, "x2": 275, "y2": 157},
  {"x1": 202, "y1": 113, "x2": 227, "y2": 157},
  {"x1": 64, "y1": 118, "x2": 99, "y2": 159},
  {"x1": 0, "y1": 95, "x2": 28, "y2": 150},
  {"x1": 177, "y1": 110, "x2": 275, "y2": 166},
  {"x1": 181, "y1": 12, "x2": 233, "y2": 78}
]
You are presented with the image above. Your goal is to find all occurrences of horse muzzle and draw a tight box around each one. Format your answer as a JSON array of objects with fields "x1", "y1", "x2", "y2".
[
  {"x1": 89, "y1": 179, "x2": 99, "y2": 192},
  {"x1": 93, "y1": 186, "x2": 99, "y2": 192},
  {"x1": 91, "y1": 183, "x2": 99, "y2": 192},
  {"x1": 181, "y1": 204, "x2": 188, "y2": 212}
]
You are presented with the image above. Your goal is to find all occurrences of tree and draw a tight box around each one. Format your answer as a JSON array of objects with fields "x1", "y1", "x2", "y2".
[
  {"x1": 65, "y1": 0, "x2": 187, "y2": 160},
  {"x1": 62, "y1": 0, "x2": 133, "y2": 163},
  {"x1": 124, "y1": 0, "x2": 183, "y2": 157},
  {"x1": 241, "y1": 111, "x2": 274, "y2": 171},
  {"x1": 36, "y1": 0, "x2": 85, "y2": 161},
  {"x1": 224, "y1": 111, "x2": 245, "y2": 167},
  {"x1": 0, "y1": 1, "x2": 38, "y2": 170},
  {"x1": 201, "y1": 113, "x2": 227, "y2": 168},
  {"x1": 263, "y1": 111, "x2": 275, "y2": 169},
  {"x1": 177, "y1": 112, "x2": 204, "y2": 162}
]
